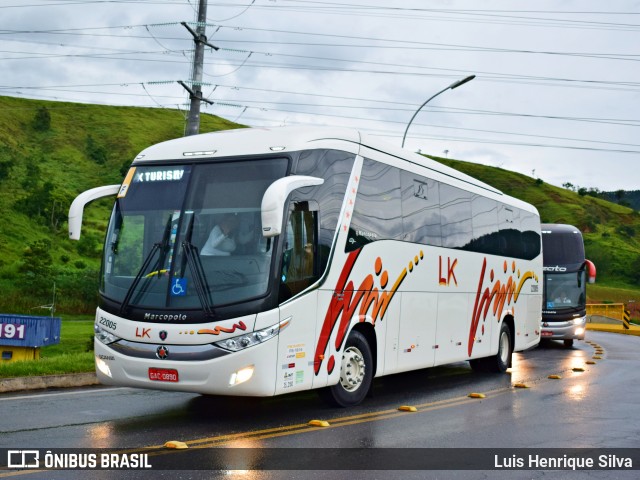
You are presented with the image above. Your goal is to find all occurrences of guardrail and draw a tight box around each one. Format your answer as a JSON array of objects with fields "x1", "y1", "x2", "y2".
[{"x1": 586, "y1": 303, "x2": 634, "y2": 331}]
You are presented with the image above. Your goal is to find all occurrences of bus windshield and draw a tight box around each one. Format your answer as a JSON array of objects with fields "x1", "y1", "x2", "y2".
[
  {"x1": 544, "y1": 270, "x2": 586, "y2": 310},
  {"x1": 101, "y1": 158, "x2": 289, "y2": 312}
]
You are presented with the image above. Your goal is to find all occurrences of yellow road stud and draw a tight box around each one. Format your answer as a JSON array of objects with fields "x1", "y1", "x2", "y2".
[
  {"x1": 468, "y1": 392, "x2": 485, "y2": 398},
  {"x1": 593, "y1": 356, "x2": 602, "y2": 360},
  {"x1": 164, "y1": 441, "x2": 188, "y2": 449},
  {"x1": 548, "y1": 374, "x2": 562, "y2": 379},
  {"x1": 513, "y1": 383, "x2": 529, "y2": 388},
  {"x1": 308, "y1": 419, "x2": 330, "y2": 427},
  {"x1": 398, "y1": 405, "x2": 418, "y2": 412},
  {"x1": 572, "y1": 367, "x2": 585, "y2": 372},
  {"x1": 586, "y1": 361, "x2": 596, "y2": 365}
]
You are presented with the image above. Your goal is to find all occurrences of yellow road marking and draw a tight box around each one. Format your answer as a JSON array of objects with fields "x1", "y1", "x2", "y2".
[{"x1": 0, "y1": 387, "x2": 514, "y2": 477}]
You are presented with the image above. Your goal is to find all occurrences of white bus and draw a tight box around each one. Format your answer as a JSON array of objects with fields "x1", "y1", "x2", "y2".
[{"x1": 69, "y1": 127, "x2": 542, "y2": 407}]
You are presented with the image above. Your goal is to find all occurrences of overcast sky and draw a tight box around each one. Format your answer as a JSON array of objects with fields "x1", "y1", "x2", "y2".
[{"x1": 1, "y1": 0, "x2": 638, "y2": 191}]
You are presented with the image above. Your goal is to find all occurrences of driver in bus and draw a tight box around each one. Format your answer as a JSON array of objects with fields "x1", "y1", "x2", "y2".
[
  {"x1": 554, "y1": 290, "x2": 571, "y2": 304},
  {"x1": 201, "y1": 214, "x2": 240, "y2": 256},
  {"x1": 201, "y1": 213, "x2": 253, "y2": 255}
]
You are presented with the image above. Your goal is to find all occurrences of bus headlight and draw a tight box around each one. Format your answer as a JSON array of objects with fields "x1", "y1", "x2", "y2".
[
  {"x1": 214, "y1": 318, "x2": 290, "y2": 352},
  {"x1": 94, "y1": 324, "x2": 121, "y2": 345}
]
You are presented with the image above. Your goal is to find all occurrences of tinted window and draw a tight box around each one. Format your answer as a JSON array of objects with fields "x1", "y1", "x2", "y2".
[
  {"x1": 541, "y1": 229, "x2": 585, "y2": 265},
  {"x1": 347, "y1": 159, "x2": 401, "y2": 252},
  {"x1": 520, "y1": 209, "x2": 542, "y2": 260},
  {"x1": 469, "y1": 195, "x2": 500, "y2": 255},
  {"x1": 338, "y1": 157, "x2": 540, "y2": 260},
  {"x1": 439, "y1": 183, "x2": 473, "y2": 249},
  {"x1": 401, "y1": 171, "x2": 442, "y2": 246}
]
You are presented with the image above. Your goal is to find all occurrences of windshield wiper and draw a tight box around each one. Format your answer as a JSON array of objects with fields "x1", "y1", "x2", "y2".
[
  {"x1": 119, "y1": 215, "x2": 173, "y2": 316},
  {"x1": 182, "y1": 240, "x2": 215, "y2": 319},
  {"x1": 178, "y1": 213, "x2": 215, "y2": 318},
  {"x1": 118, "y1": 243, "x2": 160, "y2": 316}
]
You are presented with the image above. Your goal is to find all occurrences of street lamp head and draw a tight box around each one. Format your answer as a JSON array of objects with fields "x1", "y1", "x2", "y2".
[
  {"x1": 450, "y1": 75, "x2": 476, "y2": 90},
  {"x1": 401, "y1": 74, "x2": 476, "y2": 149}
]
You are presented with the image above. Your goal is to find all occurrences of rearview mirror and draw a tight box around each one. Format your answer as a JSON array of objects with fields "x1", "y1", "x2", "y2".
[
  {"x1": 261, "y1": 176, "x2": 324, "y2": 237},
  {"x1": 68, "y1": 185, "x2": 120, "y2": 240}
]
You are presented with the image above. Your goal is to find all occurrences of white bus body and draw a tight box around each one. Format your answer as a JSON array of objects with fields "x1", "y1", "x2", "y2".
[{"x1": 70, "y1": 127, "x2": 542, "y2": 406}]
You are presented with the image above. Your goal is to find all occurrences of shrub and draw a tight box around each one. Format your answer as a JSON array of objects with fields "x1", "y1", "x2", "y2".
[
  {"x1": 86, "y1": 134, "x2": 107, "y2": 165},
  {"x1": 32, "y1": 106, "x2": 51, "y2": 132}
]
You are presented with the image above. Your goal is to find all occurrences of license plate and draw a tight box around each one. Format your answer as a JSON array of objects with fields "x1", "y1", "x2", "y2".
[
  {"x1": 149, "y1": 368, "x2": 179, "y2": 382},
  {"x1": 541, "y1": 331, "x2": 553, "y2": 337}
]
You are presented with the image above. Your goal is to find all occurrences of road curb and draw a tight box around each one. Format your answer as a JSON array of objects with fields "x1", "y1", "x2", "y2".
[
  {"x1": 0, "y1": 372, "x2": 99, "y2": 393},
  {"x1": 586, "y1": 324, "x2": 640, "y2": 337}
]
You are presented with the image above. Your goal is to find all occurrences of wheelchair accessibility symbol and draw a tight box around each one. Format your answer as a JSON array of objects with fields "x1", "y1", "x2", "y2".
[{"x1": 171, "y1": 278, "x2": 187, "y2": 296}]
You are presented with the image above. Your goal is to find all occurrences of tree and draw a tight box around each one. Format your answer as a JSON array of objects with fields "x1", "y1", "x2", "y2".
[
  {"x1": 86, "y1": 134, "x2": 107, "y2": 164},
  {"x1": 586, "y1": 187, "x2": 601, "y2": 198},
  {"x1": 32, "y1": 106, "x2": 51, "y2": 132},
  {"x1": 14, "y1": 182, "x2": 53, "y2": 220},
  {"x1": 20, "y1": 239, "x2": 53, "y2": 296},
  {"x1": 21, "y1": 155, "x2": 42, "y2": 190},
  {"x1": 14, "y1": 181, "x2": 68, "y2": 230}
]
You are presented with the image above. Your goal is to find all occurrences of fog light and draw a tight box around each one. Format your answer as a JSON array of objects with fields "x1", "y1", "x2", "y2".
[
  {"x1": 575, "y1": 327, "x2": 585, "y2": 336},
  {"x1": 229, "y1": 365, "x2": 254, "y2": 386},
  {"x1": 95, "y1": 356, "x2": 112, "y2": 378}
]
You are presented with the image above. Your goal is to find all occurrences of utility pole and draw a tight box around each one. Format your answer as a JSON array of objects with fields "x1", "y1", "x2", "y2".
[{"x1": 180, "y1": 0, "x2": 218, "y2": 136}]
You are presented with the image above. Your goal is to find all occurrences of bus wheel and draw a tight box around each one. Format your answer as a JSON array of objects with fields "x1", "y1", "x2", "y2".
[
  {"x1": 319, "y1": 330, "x2": 373, "y2": 407},
  {"x1": 491, "y1": 322, "x2": 513, "y2": 372},
  {"x1": 564, "y1": 339, "x2": 574, "y2": 348},
  {"x1": 471, "y1": 322, "x2": 512, "y2": 373}
]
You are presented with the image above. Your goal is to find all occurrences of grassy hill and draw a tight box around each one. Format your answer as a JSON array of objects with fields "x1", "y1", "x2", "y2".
[
  {"x1": 0, "y1": 95, "x2": 638, "y2": 315},
  {"x1": 0, "y1": 95, "x2": 240, "y2": 313}
]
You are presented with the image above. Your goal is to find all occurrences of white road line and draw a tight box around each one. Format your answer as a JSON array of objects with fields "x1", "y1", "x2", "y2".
[{"x1": 0, "y1": 387, "x2": 133, "y2": 402}]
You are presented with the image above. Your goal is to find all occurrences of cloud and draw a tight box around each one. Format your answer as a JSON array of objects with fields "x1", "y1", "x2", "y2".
[{"x1": 1, "y1": 0, "x2": 637, "y2": 191}]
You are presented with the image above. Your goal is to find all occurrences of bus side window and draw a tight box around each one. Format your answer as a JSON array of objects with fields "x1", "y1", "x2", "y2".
[{"x1": 280, "y1": 203, "x2": 319, "y2": 302}]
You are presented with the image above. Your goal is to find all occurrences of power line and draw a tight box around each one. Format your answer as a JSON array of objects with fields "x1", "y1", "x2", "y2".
[{"x1": 3, "y1": 80, "x2": 639, "y2": 126}]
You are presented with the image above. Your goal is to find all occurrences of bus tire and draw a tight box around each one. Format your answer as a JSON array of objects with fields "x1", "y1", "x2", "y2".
[
  {"x1": 489, "y1": 322, "x2": 513, "y2": 372},
  {"x1": 564, "y1": 339, "x2": 574, "y2": 348},
  {"x1": 470, "y1": 322, "x2": 512, "y2": 373},
  {"x1": 319, "y1": 330, "x2": 373, "y2": 407}
]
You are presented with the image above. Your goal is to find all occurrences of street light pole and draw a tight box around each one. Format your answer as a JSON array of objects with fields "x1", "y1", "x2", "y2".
[{"x1": 401, "y1": 74, "x2": 475, "y2": 148}]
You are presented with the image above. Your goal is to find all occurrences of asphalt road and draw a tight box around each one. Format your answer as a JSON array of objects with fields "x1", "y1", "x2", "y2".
[{"x1": 1, "y1": 330, "x2": 639, "y2": 480}]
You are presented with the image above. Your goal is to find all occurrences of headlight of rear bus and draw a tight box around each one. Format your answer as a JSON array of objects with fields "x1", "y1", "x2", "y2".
[
  {"x1": 94, "y1": 324, "x2": 121, "y2": 345},
  {"x1": 214, "y1": 318, "x2": 290, "y2": 352}
]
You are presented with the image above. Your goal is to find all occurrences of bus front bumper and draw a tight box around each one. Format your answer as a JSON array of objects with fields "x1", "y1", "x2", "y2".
[
  {"x1": 94, "y1": 337, "x2": 278, "y2": 397},
  {"x1": 540, "y1": 316, "x2": 587, "y2": 340}
]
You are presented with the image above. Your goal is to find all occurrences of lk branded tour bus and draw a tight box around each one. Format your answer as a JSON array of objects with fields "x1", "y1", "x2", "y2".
[
  {"x1": 541, "y1": 224, "x2": 596, "y2": 347},
  {"x1": 69, "y1": 127, "x2": 543, "y2": 406}
]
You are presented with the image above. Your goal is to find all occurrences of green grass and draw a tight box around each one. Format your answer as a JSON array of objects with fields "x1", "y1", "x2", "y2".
[{"x1": 0, "y1": 315, "x2": 94, "y2": 378}]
